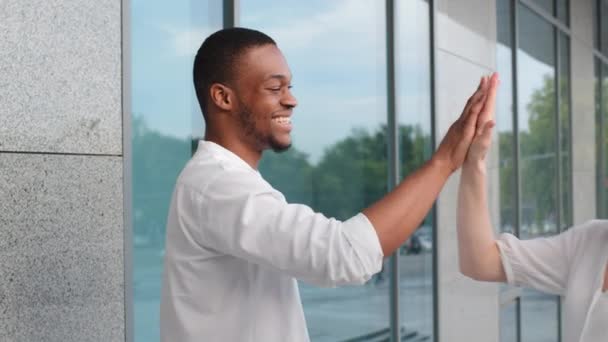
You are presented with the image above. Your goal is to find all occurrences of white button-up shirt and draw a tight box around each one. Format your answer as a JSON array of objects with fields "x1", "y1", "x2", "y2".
[
  {"x1": 496, "y1": 220, "x2": 608, "y2": 342},
  {"x1": 160, "y1": 140, "x2": 384, "y2": 342},
  {"x1": 581, "y1": 291, "x2": 608, "y2": 342}
]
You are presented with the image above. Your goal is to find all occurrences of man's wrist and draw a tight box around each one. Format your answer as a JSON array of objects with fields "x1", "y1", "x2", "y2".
[{"x1": 429, "y1": 155, "x2": 454, "y2": 179}]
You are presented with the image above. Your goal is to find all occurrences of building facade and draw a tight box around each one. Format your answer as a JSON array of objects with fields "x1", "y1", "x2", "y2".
[{"x1": 1, "y1": 0, "x2": 606, "y2": 341}]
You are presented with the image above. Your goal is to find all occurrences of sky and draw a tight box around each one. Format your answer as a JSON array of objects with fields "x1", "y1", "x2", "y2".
[{"x1": 131, "y1": 0, "x2": 551, "y2": 163}]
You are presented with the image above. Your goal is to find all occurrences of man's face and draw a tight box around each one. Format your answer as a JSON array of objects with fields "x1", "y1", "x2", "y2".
[{"x1": 231, "y1": 44, "x2": 297, "y2": 152}]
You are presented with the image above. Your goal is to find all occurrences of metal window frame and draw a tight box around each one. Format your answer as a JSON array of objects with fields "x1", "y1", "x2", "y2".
[
  {"x1": 507, "y1": 1, "x2": 575, "y2": 341},
  {"x1": 601, "y1": 61, "x2": 604, "y2": 218},
  {"x1": 509, "y1": 1, "x2": 523, "y2": 340},
  {"x1": 429, "y1": 0, "x2": 439, "y2": 340},
  {"x1": 594, "y1": 0, "x2": 608, "y2": 219},
  {"x1": 384, "y1": 1, "x2": 401, "y2": 341},
  {"x1": 122, "y1": 0, "x2": 134, "y2": 340}
]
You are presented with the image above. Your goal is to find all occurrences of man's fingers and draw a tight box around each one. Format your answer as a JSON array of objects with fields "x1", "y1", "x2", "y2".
[
  {"x1": 463, "y1": 91, "x2": 487, "y2": 130},
  {"x1": 461, "y1": 77, "x2": 487, "y2": 118},
  {"x1": 478, "y1": 73, "x2": 499, "y2": 129}
]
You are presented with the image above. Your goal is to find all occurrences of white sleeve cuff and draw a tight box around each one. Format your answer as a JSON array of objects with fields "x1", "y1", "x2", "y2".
[{"x1": 341, "y1": 213, "x2": 384, "y2": 278}]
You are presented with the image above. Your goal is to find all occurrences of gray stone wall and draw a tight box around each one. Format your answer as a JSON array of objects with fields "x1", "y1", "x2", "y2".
[
  {"x1": 434, "y1": 0, "x2": 500, "y2": 340},
  {"x1": 0, "y1": 0, "x2": 124, "y2": 341},
  {"x1": 570, "y1": 0, "x2": 597, "y2": 224}
]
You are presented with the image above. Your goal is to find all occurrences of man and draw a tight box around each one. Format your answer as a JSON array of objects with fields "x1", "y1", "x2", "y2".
[{"x1": 160, "y1": 27, "x2": 495, "y2": 341}]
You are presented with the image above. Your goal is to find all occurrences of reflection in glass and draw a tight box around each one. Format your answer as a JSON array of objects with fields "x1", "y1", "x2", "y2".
[
  {"x1": 497, "y1": 0, "x2": 516, "y2": 236},
  {"x1": 528, "y1": 0, "x2": 553, "y2": 16},
  {"x1": 601, "y1": 0, "x2": 608, "y2": 56},
  {"x1": 517, "y1": 5, "x2": 557, "y2": 239},
  {"x1": 558, "y1": 33, "x2": 572, "y2": 230},
  {"x1": 500, "y1": 300, "x2": 518, "y2": 342},
  {"x1": 520, "y1": 289, "x2": 559, "y2": 342},
  {"x1": 556, "y1": 0, "x2": 568, "y2": 26},
  {"x1": 131, "y1": 1, "x2": 222, "y2": 341},
  {"x1": 395, "y1": 0, "x2": 434, "y2": 340},
  {"x1": 517, "y1": 5, "x2": 560, "y2": 341},
  {"x1": 599, "y1": 61, "x2": 608, "y2": 218},
  {"x1": 596, "y1": 59, "x2": 602, "y2": 217},
  {"x1": 240, "y1": 1, "x2": 389, "y2": 340}
]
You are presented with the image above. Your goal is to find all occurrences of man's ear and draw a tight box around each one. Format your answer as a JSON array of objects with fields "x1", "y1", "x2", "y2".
[{"x1": 209, "y1": 83, "x2": 234, "y2": 111}]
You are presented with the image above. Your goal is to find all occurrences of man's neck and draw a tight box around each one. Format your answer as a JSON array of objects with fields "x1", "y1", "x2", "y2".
[{"x1": 204, "y1": 130, "x2": 262, "y2": 169}]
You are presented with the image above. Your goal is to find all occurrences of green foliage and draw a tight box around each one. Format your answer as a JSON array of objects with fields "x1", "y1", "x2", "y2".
[
  {"x1": 132, "y1": 116, "x2": 432, "y2": 243},
  {"x1": 132, "y1": 115, "x2": 192, "y2": 246},
  {"x1": 499, "y1": 74, "x2": 573, "y2": 234}
]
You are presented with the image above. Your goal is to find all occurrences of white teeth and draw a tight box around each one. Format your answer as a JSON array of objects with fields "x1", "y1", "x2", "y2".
[{"x1": 273, "y1": 117, "x2": 291, "y2": 124}]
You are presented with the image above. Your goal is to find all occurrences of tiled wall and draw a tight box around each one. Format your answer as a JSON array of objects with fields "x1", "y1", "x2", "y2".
[
  {"x1": 434, "y1": 0, "x2": 500, "y2": 341},
  {"x1": 0, "y1": 0, "x2": 124, "y2": 340},
  {"x1": 570, "y1": 0, "x2": 597, "y2": 224}
]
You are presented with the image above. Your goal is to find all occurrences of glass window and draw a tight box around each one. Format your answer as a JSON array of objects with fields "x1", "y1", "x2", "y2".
[
  {"x1": 594, "y1": 0, "x2": 599, "y2": 50},
  {"x1": 527, "y1": 0, "x2": 569, "y2": 26},
  {"x1": 528, "y1": 0, "x2": 554, "y2": 17},
  {"x1": 517, "y1": 4, "x2": 558, "y2": 239},
  {"x1": 130, "y1": 1, "x2": 222, "y2": 341},
  {"x1": 395, "y1": 0, "x2": 434, "y2": 340},
  {"x1": 556, "y1": 0, "x2": 568, "y2": 26},
  {"x1": 497, "y1": 0, "x2": 516, "y2": 236},
  {"x1": 517, "y1": 4, "x2": 560, "y2": 341},
  {"x1": 597, "y1": 60, "x2": 608, "y2": 218},
  {"x1": 239, "y1": 1, "x2": 389, "y2": 340},
  {"x1": 603, "y1": 61, "x2": 608, "y2": 218},
  {"x1": 500, "y1": 300, "x2": 519, "y2": 342},
  {"x1": 601, "y1": 0, "x2": 608, "y2": 56},
  {"x1": 520, "y1": 289, "x2": 560, "y2": 342},
  {"x1": 558, "y1": 33, "x2": 572, "y2": 230}
]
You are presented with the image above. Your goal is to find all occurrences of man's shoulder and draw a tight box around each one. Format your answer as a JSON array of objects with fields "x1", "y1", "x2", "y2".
[{"x1": 177, "y1": 154, "x2": 273, "y2": 196}]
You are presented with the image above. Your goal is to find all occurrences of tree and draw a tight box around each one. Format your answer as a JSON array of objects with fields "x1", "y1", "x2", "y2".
[{"x1": 132, "y1": 115, "x2": 192, "y2": 246}]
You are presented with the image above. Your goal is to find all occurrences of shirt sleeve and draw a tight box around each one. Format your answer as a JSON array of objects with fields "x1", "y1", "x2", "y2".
[
  {"x1": 182, "y1": 169, "x2": 384, "y2": 288},
  {"x1": 496, "y1": 227, "x2": 577, "y2": 295}
]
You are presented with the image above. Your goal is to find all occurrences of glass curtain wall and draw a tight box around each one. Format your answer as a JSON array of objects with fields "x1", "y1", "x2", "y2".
[
  {"x1": 130, "y1": 1, "x2": 222, "y2": 341},
  {"x1": 597, "y1": 61, "x2": 608, "y2": 218},
  {"x1": 496, "y1": 1, "x2": 572, "y2": 341},
  {"x1": 239, "y1": 1, "x2": 389, "y2": 340},
  {"x1": 595, "y1": 1, "x2": 608, "y2": 219},
  {"x1": 130, "y1": 0, "x2": 433, "y2": 341},
  {"x1": 395, "y1": 0, "x2": 434, "y2": 340},
  {"x1": 496, "y1": 1, "x2": 520, "y2": 340}
]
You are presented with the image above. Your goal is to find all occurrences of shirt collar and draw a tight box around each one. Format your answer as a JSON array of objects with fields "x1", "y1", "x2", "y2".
[{"x1": 197, "y1": 140, "x2": 258, "y2": 173}]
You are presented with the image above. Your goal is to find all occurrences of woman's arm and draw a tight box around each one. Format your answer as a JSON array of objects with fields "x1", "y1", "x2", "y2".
[{"x1": 456, "y1": 73, "x2": 506, "y2": 282}]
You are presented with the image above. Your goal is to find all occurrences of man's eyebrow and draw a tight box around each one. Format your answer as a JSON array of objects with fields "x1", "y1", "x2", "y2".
[{"x1": 264, "y1": 74, "x2": 292, "y2": 81}]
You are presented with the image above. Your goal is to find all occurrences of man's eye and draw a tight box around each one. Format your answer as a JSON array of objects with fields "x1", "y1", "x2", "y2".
[{"x1": 269, "y1": 87, "x2": 281, "y2": 92}]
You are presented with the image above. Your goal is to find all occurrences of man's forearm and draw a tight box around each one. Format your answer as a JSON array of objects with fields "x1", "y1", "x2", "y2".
[
  {"x1": 363, "y1": 157, "x2": 452, "y2": 256},
  {"x1": 457, "y1": 161, "x2": 505, "y2": 281}
]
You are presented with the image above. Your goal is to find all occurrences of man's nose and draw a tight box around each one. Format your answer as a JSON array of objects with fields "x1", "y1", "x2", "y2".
[{"x1": 282, "y1": 90, "x2": 297, "y2": 108}]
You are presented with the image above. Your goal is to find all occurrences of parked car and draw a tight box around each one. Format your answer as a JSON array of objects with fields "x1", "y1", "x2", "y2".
[{"x1": 401, "y1": 228, "x2": 433, "y2": 255}]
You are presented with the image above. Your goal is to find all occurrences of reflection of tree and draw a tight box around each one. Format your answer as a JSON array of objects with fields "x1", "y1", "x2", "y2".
[
  {"x1": 133, "y1": 115, "x2": 432, "y2": 244},
  {"x1": 499, "y1": 75, "x2": 572, "y2": 234},
  {"x1": 597, "y1": 73, "x2": 608, "y2": 217},
  {"x1": 520, "y1": 75, "x2": 557, "y2": 230},
  {"x1": 132, "y1": 115, "x2": 192, "y2": 246},
  {"x1": 262, "y1": 125, "x2": 431, "y2": 223},
  {"x1": 259, "y1": 149, "x2": 315, "y2": 206}
]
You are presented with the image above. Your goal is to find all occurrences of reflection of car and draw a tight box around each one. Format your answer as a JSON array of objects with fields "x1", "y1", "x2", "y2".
[
  {"x1": 417, "y1": 233, "x2": 432, "y2": 251},
  {"x1": 402, "y1": 234, "x2": 422, "y2": 254},
  {"x1": 401, "y1": 229, "x2": 433, "y2": 255}
]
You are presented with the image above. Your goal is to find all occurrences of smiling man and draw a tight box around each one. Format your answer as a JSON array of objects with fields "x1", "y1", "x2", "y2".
[{"x1": 160, "y1": 27, "x2": 497, "y2": 341}]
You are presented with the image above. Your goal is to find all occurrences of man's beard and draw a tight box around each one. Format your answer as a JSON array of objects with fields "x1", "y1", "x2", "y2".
[{"x1": 236, "y1": 99, "x2": 291, "y2": 153}]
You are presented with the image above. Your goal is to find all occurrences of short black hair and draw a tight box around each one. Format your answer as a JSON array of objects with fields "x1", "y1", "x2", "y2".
[{"x1": 193, "y1": 27, "x2": 276, "y2": 120}]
